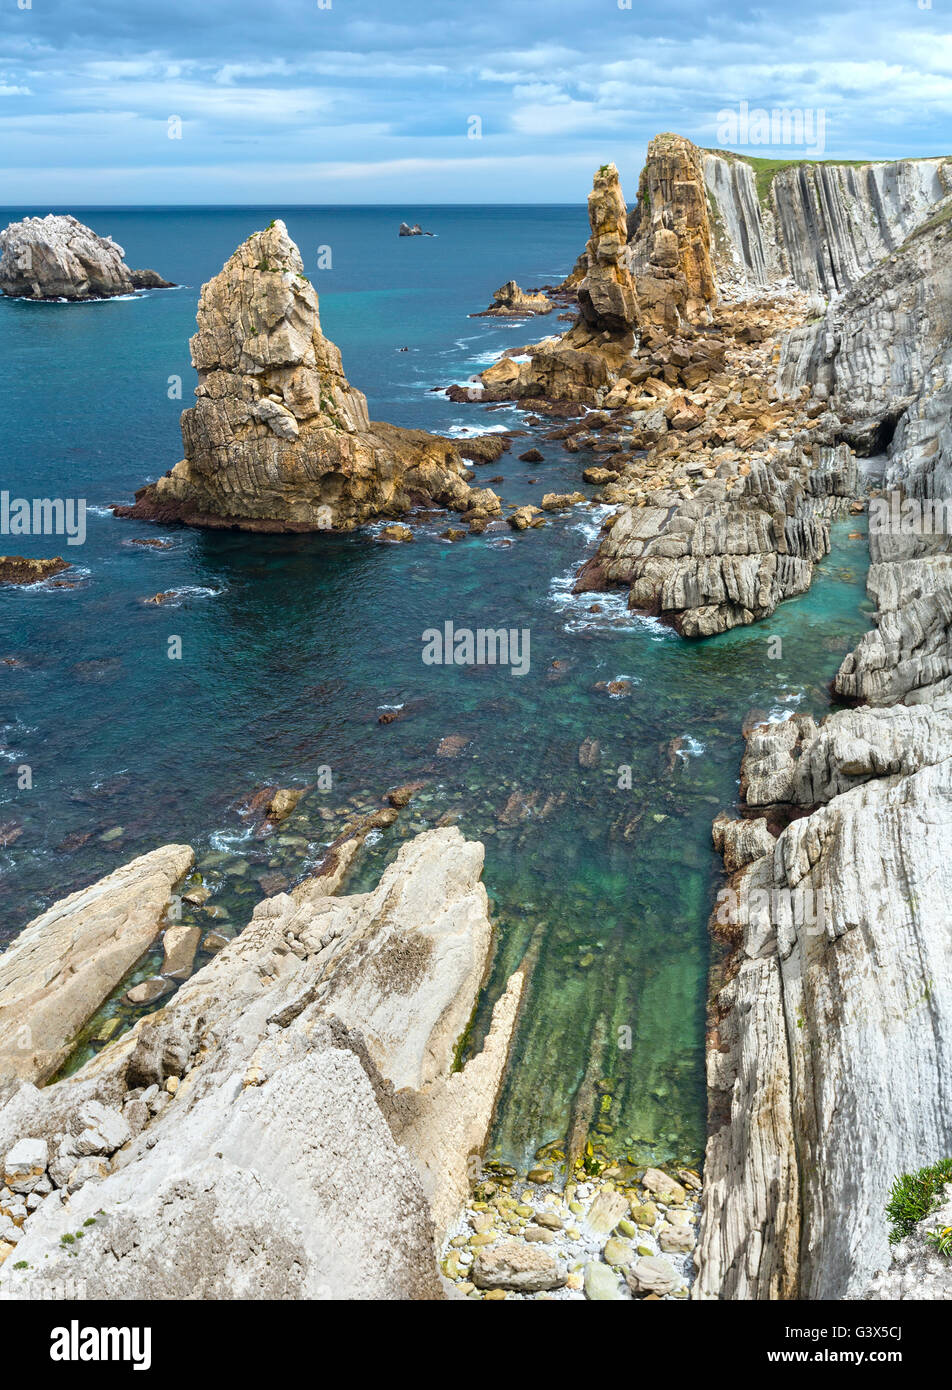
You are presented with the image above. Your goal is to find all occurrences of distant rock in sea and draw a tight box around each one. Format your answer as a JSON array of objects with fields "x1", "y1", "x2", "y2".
[
  {"x1": 115, "y1": 219, "x2": 498, "y2": 532},
  {"x1": 399, "y1": 221, "x2": 434, "y2": 236},
  {"x1": 0, "y1": 214, "x2": 174, "y2": 301},
  {"x1": 473, "y1": 280, "x2": 553, "y2": 317}
]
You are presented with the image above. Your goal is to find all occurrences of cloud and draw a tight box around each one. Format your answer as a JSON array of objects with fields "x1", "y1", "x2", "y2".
[{"x1": 0, "y1": 0, "x2": 949, "y2": 201}]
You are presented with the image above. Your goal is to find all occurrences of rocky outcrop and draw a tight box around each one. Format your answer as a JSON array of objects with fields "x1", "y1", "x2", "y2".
[
  {"x1": 0, "y1": 845, "x2": 194, "y2": 1085},
  {"x1": 696, "y1": 704, "x2": 952, "y2": 1300},
  {"x1": 475, "y1": 280, "x2": 552, "y2": 317},
  {"x1": 115, "y1": 221, "x2": 487, "y2": 532},
  {"x1": 577, "y1": 163, "x2": 640, "y2": 334},
  {"x1": 0, "y1": 556, "x2": 69, "y2": 585},
  {"x1": 399, "y1": 222, "x2": 433, "y2": 237},
  {"x1": 0, "y1": 827, "x2": 524, "y2": 1298},
  {"x1": 576, "y1": 441, "x2": 855, "y2": 635},
  {"x1": 476, "y1": 165, "x2": 638, "y2": 408},
  {"x1": 627, "y1": 133, "x2": 717, "y2": 329},
  {"x1": 704, "y1": 152, "x2": 951, "y2": 299},
  {"x1": 0, "y1": 215, "x2": 172, "y2": 301}
]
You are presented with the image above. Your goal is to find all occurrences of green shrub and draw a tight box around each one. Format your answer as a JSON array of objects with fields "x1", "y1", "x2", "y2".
[
  {"x1": 926, "y1": 1225, "x2": 952, "y2": 1258},
  {"x1": 885, "y1": 1157, "x2": 952, "y2": 1243}
]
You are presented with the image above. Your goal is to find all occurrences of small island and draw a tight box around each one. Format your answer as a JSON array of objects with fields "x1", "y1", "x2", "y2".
[{"x1": 0, "y1": 214, "x2": 174, "y2": 301}]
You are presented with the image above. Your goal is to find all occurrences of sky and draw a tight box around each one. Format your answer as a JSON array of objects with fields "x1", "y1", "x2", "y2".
[{"x1": 1, "y1": 0, "x2": 951, "y2": 204}]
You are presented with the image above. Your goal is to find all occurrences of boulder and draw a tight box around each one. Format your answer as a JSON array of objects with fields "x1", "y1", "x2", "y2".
[{"x1": 472, "y1": 1242, "x2": 566, "y2": 1292}]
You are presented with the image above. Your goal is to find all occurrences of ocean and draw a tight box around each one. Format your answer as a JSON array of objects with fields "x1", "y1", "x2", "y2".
[{"x1": 0, "y1": 204, "x2": 871, "y2": 1170}]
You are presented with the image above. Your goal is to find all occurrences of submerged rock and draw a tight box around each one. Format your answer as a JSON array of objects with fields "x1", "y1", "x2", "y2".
[
  {"x1": 114, "y1": 220, "x2": 485, "y2": 533},
  {"x1": 0, "y1": 214, "x2": 172, "y2": 301}
]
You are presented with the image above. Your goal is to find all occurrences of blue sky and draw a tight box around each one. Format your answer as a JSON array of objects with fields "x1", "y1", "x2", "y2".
[{"x1": 1, "y1": 0, "x2": 950, "y2": 204}]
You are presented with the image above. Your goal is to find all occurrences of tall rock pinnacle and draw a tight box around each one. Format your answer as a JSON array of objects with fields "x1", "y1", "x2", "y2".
[
  {"x1": 117, "y1": 220, "x2": 482, "y2": 531},
  {"x1": 577, "y1": 163, "x2": 640, "y2": 334}
]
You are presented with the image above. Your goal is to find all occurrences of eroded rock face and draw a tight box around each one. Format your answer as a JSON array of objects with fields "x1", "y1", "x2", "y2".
[
  {"x1": 0, "y1": 845, "x2": 194, "y2": 1085},
  {"x1": 576, "y1": 443, "x2": 856, "y2": 635},
  {"x1": 476, "y1": 165, "x2": 638, "y2": 408},
  {"x1": 0, "y1": 827, "x2": 523, "y2": 1298},
  {"x1": 695, "y1": 149, "x2": 952, "y2": 1301},
  {"x1": 627, "y1": 133, "x2": 717, "y2": 330},
  {"x1": 115, "y1": 221, "x2": 482, "y2": 532},
  {"x1": 0, "y1": 215, "x2": 170, "y2": 301},
  {"x1": 477, "y1": 280, "x2": 552, "y2": 317},
  {"x1": 577, "y1": 163, "x2": 640, "y2": 334},
  {"x1": 704, "y1": 151, "x2": 951, "y2": 299},
  {"x1": 696, "y1": 715, "x2": 952, "y2": 1300}
]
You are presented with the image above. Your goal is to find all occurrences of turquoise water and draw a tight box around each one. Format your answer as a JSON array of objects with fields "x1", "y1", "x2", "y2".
[{"x1": 0, "y1": 206, "x2": 871, "y2": 1170}]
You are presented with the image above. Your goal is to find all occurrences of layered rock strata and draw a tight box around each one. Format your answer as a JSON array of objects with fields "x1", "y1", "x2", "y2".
[
  {"x1": 474, "y1": 280, "x2": 552, "y2": 316},
  {"x1": 0, "y1": 214, "x2": 172, "y2": 301},
  {"x1": 116, "y1": 221, "x2": 492, "y2": 532},
  {"x1": 576, "y1": 441, "x2": 855, "y2": 636},
  {"x1": 696, "y1": 701, "x2": 952, "y2": 1300},
  {"x1": 696, "y1": 209, "x2": 952, "y2": 1301},
  {"x1": 627, "y1": 132, "x2": 717, "y2": 329},
  {"x1": 477, "y1": 164, "x2": 639, "y2": 408},
  {"x1": 704, "y1": 151, "x2": 951, "y2": 299},
  {"x1": 0, "y1": 845, "x2": 193, "y2": 1085},
  {"x1": 0, "y1": 826, "x2": 523, "y2": 1298}
]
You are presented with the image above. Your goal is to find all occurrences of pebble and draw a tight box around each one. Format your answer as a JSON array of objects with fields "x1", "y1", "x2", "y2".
[{"x1": 442, "y1": 1163, "x2": 700, "y2": 1302}]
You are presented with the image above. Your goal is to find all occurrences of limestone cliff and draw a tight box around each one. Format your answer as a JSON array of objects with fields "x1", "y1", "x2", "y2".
[
  {"x1": 696, "y1": 213, "x2": 952, "y2": 1301},
  {"x1": 703, "y1": 150, "x2": 951, "y2": 299},
  {"x1": 0, "y1": 826, "x2": 524, "y2": 1297},
  {"x1": 116, "y1": 221, "x2": 489, "y2": 532},
  {"x1": 0, "y1": 214, "x2": 172, "y2": 301}
]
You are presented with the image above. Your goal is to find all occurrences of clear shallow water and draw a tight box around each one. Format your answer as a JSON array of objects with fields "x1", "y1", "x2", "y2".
[{"x1": 0, "y1": 205, "x2": 871, "y2": 1171}]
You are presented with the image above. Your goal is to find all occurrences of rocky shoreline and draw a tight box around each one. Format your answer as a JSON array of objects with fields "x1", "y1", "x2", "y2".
[
  {"x1": 0, "y1": 820, "x2": 524, "y2": 1295},
  {"x1": 2, "y1": 130, "x2": 951, "y2": 1302}
]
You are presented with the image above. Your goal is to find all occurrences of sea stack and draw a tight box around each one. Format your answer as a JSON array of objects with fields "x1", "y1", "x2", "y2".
[
  {"x1": 117, "y1": 220, "x2": 489, "y2": 532},
  {"x1": 0, "y1": 214, "x2": 172, "y2": 301},
  {"x1": 576, "y1": 163, "x2": 641, "y2": 333},
  {"x1": 478, "y1": 162, "x2": 639, "y2": 406}
]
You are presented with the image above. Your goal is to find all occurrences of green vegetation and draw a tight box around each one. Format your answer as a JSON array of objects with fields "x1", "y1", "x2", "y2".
[
  {"x1": 926, "y1": 1225, "x2": 952, "y2": 1258},
  {"x1": 885, "y1": 1157, "x2": 952, "y2": 1243},
  {"x1": 13, "y1": 1260, "x2": 28, "y2": 1270},
  {"x1": 705, "y1": 149, "x2": 887, "y2": 208}
]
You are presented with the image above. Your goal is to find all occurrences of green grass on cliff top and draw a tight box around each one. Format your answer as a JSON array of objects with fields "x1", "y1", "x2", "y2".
[
  {"x1": 704, "y1": 149, "x2": 952, "y2": 207},
  {"x1": 704, "y1": 150, "x2": 888, "y2": 205}
]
